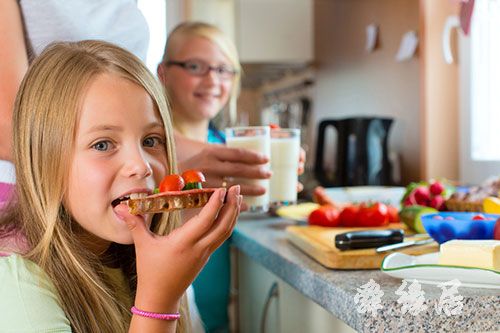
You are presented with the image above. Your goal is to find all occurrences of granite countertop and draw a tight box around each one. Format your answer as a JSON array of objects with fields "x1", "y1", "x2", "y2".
[{"x1": 232, "y1": 215, "x2": 500, "y2": 333}]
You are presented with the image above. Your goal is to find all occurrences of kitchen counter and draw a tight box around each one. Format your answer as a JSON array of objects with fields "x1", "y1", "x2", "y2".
[{"x1": 232, "y1": 215, "x2": 500, "y2": 333}]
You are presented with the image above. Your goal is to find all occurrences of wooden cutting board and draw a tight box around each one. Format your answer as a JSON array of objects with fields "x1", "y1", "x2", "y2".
[{"x1": 286, "y1": 223, "x2": 439, "y2": 269}]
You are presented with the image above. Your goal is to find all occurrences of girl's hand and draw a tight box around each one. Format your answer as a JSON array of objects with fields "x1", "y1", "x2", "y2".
[{"x1": 115, "y1": 185, "x2": 241, "y2": 313}]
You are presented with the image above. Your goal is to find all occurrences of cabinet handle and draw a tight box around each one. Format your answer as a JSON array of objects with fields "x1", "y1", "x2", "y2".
[{"x1": 260, "y1": 281, "x2": 279, "y2": 333}]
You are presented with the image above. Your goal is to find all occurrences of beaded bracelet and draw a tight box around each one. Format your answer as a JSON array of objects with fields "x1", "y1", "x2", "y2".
[{"x1": 131, "y1": 306, "x2": 181, "y2": 321}]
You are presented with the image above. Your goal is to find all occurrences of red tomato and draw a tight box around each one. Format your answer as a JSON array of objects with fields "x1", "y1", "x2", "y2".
[
  {"x1": 308, "y1": 206, "x2": 340, "y2": 227},
  {"x1": 472, "y1": 214, "x2": 486, "y2": 220},
  {"x1": 387, "y1": 205, "x2": 400, "y2": 223},
  {"x1": 269, "y1": 123, "x2": 280, "y2": 129},
  {"x1": 159, "y1": 174, "x2": 185, "y2": 192},
  {"x1": 357, "y1": 202, "x2": 389, "y2": 227},
  {"x1": 339, "y1": 205, "x2": 360, "y2": 227},
  {"x1": 181, "y1": 170, "x2": 206, "y2": 184}
]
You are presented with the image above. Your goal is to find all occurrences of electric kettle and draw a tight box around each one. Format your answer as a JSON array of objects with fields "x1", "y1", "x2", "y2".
[{"x1": 314, "y1": 117, "x2": 394, "y2": 187}]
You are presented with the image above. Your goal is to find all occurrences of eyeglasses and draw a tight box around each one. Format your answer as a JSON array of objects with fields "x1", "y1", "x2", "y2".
[{"x1": 166, "y1": 59, "x2": 237, "y2": 79}]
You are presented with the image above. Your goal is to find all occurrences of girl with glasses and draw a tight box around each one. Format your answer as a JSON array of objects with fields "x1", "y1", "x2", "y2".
[{"x1": 157, "y1": 22, "x2": 245, "y2": 333}]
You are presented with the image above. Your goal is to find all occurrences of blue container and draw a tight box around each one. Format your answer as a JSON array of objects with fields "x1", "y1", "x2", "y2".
[{"x1": 421, "y1": 212, "x2": 498, "y2": 244}]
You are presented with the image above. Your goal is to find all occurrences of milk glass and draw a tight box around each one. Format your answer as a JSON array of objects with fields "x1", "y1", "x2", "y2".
[
  {"x1": 225, "y1": 126, "x2": 271, "y2": 212},
  {"x1": 270, "y1": 128, "x2": 301, "y2": 205}
]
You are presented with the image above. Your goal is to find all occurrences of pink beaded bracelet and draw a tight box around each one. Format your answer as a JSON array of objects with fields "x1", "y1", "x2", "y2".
[{"x1": 131, "y1": 306, "x2": 181, "y2": 321}]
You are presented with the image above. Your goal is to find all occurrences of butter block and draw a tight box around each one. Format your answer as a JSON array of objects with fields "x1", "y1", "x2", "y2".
[{"x1": 438, "y1": 240, "x2": 500, "y2": 271}]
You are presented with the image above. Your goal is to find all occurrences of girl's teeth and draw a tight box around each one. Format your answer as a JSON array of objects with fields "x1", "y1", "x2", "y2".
[{"x1": 130, "y1": 193, "x2": 148, "y2": 199}]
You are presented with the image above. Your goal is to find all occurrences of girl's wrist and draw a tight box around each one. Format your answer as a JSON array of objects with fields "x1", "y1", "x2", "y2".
[{"x1": 134, "y1": 293, "x2": 180, "y2": 314}]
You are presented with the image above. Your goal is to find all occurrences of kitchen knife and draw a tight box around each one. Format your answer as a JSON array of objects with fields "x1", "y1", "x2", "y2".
[
  {"x1": 375, "y1": 238, "x2": 434, "y2": 253},
  {"x1": 335, "y1": 229, "x2": 404, "y2": 251}
]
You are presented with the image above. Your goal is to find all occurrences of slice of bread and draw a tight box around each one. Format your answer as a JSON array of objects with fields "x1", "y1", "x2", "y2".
[{"x1": 127, "y1": 188, "x2": 216, "y2": 215}]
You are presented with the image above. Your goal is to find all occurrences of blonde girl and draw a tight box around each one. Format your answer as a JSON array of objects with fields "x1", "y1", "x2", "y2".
[
  {"x1": 156, "y1": 22, "x2": 246, "y2": 333},
  {"x1": 0, "y1": 40, "x2": 241, "y2": 333},
  {"x1": 158, "y1": 21, "x2": 241, "y2": 143}
]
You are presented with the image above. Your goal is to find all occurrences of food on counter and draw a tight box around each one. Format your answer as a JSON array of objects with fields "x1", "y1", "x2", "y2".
[
  {"x1": 308, "y1": 205, "x2": 340, "y2": 227},
  {"x1": 400, "y1": 205, "x2": 438, "y2": 233},
  {"x1": 438, "y1": 240, "x2": 500, "y2": 271},
  {"x1": 308, "y1": 201, "x2": 397, "y2": 228},
  {"x1": 312, "y1": 186, "x2": 337, "y2": 207},
  {"x1": 401, "y1": 180, "x2": 453, "y2": 211},
  {"x1": 338, "y1": 204, "x2": 360, "y2": 227},
  {"x1": 483, "y1": 196, "x2": 500, "y2": 214},
  {"x1": 357, "y1": 202, "x2": 390, "y2": 227},
  {"x1": 446, "y1": 177, "x2": 500, "y2": 212},
  {"x1": 127, "y1": 170, "x2": 216, "y2": 215}
]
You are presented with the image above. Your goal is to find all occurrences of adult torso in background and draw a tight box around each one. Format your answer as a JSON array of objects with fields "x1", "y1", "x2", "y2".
[{"x1": 19, "y1": 0, "x2": 149, "y2": 62}]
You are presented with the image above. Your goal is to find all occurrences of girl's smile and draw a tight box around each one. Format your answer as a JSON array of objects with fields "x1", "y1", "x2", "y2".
[
  {"x1": 65, "y1": 73, "x2": 168, "y2": 252},
  {"x1": 160, "y1": 36, "x2": 233, "y2": 123}
]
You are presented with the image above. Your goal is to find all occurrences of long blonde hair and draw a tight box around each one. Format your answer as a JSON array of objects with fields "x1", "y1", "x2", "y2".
[
  {"x1": 0, "y1": 40, "x2": 189, "y2": 332},
  {"x1": 162, "y1": 21, "x2": 242, "y2": 127}
]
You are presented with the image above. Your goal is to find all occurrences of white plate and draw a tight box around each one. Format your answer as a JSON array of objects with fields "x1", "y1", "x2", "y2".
[
  {"x1": 324, "y1": 186, "x2": 405, "y2": 208},
  {"x1": 381, "y1": 252, "x2": 500, "y2": 289}
]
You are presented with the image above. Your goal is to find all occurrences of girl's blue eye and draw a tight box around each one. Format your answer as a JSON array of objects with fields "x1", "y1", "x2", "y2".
[
  {"x1": 92, "y1": 141, "x2": 111, "y2": 151},
  {"x1": 143, "y1": 137, "x2": 162, "y2": 148}
]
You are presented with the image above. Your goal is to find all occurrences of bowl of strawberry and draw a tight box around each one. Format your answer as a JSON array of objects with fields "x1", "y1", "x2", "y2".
[{"x1": 421, "y1": 212, "x2": 499, "y2": 244}]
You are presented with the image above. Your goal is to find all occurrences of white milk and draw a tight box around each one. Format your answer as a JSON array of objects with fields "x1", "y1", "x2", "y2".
[
  {"x1": 270, "y1": 136, "x2": 300, "y2": 203},
  {"x1": 226, "y1": 134, "x2": 271, "y2": 211}
]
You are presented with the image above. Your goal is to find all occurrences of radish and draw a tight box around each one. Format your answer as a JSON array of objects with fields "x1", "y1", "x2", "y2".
[
  {"x1": 414, "y1": 186, "x2": 431, "y2": 205},
  {"x1": 429, "y1": 181, "x2": 445, "y2": 196},
  {"x1": 430, "y1": 195, "x2": 445, "y2": 210}
]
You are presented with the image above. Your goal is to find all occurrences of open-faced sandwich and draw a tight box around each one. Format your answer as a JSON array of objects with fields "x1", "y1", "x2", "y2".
[{"x1": 127, "y1": 170, "x2": 216, "y2": 215}]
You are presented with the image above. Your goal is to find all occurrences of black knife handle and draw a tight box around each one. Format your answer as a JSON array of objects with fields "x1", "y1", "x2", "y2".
[{"x1": 335, "y1": 229, "x2": 404, "y2": 251}]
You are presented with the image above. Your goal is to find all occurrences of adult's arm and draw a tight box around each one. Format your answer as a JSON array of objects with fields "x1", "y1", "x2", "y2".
[
  {"x1": 0, "y1": 0, "x2": 29, "y2": 161},
  {"x1": 175, "y1": 133, "x2": 271, "y2": 196}
]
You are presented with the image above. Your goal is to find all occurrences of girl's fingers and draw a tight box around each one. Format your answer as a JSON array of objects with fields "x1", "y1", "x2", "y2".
[
  {"x1": 114, "y1": 204, "x2": 152, "y2": 247},
  {"x1": 199, "y1": 186, "x2": 241, "y2": 250},
  {"x1": 180, "y1": 188, "x2": 227, "y2": 243}
]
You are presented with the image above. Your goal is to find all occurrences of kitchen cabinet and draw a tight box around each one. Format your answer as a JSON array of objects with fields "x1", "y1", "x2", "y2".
[
  {"x1": 237, "y1": 251, "x2": 355, "y2": 333},
  {"x1": 419, "y1": 0, "x2": 460, "y2": 181},
  {"x1": 185, "y1": 0, "x2": 313, "y2": 63}
]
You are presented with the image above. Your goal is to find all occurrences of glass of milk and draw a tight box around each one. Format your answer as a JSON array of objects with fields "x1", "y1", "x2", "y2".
[
  {"x1": 270, "y1": 128, "x2": 301, "y2": 206},
  {"x1": 225, "y1": 126, "x2": 271, "y2": 213}
]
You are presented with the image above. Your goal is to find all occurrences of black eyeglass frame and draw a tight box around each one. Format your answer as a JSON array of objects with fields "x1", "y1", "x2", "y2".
[{"x1": 165, "y1": 60, "x2": 238, "y2": 78}]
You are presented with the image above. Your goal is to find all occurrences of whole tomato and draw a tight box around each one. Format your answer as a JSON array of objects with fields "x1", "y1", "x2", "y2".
[
  {"x1": 357, "y1": 202, "x2": 390, "y2": 227},
  {"x1": 387, "y1": 205, "x2": 400, "y2": 223},
  {"x1": 339, "y1": 205, "x2": 360, "y2": 227},
  {"x1": 308, "y1": 206, "x2": 340, "y2": 227},
  {"x1": 159, "y1": 174, "x2": 185, "y2": 192}
]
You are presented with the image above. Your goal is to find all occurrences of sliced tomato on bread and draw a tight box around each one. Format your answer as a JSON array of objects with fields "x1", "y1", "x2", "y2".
[{"x1": 128, "y1": 170, "x2": 214, "y2": 215}]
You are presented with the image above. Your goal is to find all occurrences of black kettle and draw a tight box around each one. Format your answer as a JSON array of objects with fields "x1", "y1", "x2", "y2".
[{"x1": 314, "y1": 117, "x2": 394, "y2": 187}]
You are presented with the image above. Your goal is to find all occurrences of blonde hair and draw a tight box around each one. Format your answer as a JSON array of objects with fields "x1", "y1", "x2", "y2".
[
  {"x1": 162, "y1": 21, "x2": 241, "y2": 126},
  {"x1": 0, "y1": 40, "x2": 189, "y2": 332}
]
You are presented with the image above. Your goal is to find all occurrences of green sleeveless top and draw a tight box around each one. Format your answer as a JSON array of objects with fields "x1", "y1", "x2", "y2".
[{"x1": 0, "y1": 253, "x2": 130, "y2": 332}]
